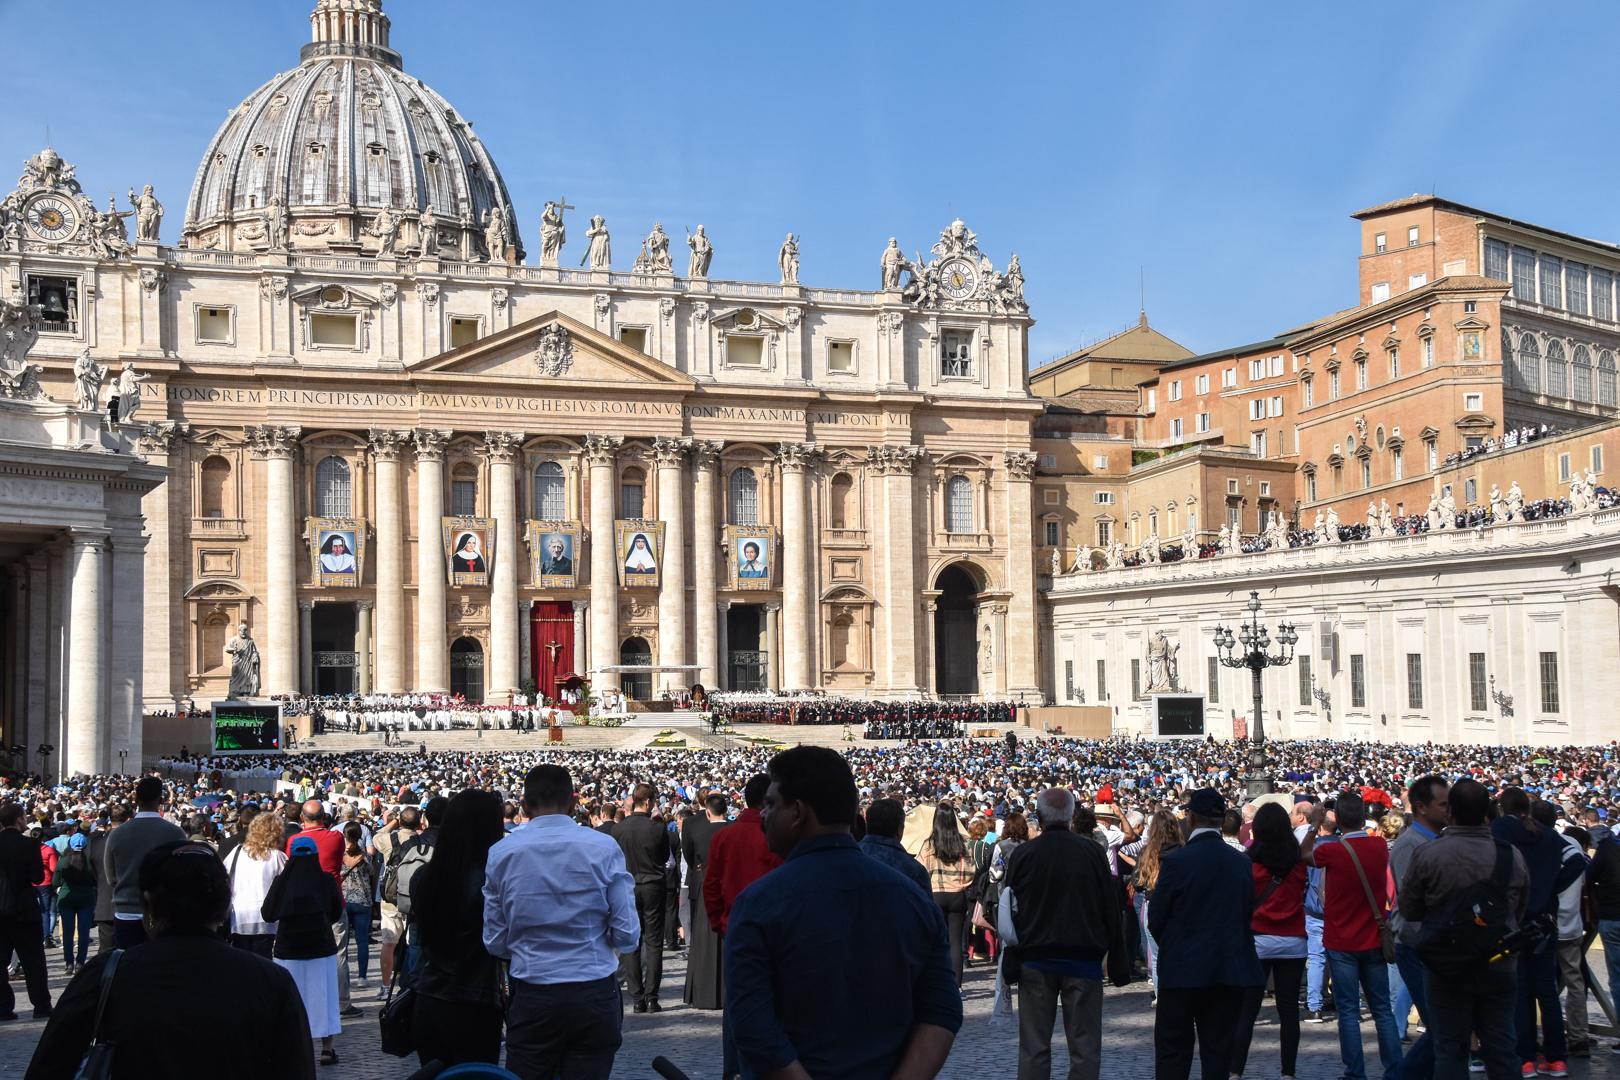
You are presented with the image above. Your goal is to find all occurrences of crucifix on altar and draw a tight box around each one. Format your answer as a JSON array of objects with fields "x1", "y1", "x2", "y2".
[{"x1": 543, "y1": 639, "x2": 565, "y2": 663}]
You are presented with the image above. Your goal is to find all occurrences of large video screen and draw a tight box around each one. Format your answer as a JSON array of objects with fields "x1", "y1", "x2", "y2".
[
  {"x1": 212, "y1": 703, "x2": 283, "y2": 754},
  {"x1": 1153, "y1": 694, "x2": 1206, "y2": 739}
]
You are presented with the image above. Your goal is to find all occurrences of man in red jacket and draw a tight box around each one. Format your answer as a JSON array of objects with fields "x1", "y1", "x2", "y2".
[{"x1": 701, "y1": 774, "x2": 781, "y2": 1080}]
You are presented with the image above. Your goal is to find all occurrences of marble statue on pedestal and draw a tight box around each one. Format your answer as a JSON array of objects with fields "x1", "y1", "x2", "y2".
[
  {"x1": 1366, "y1": 501, "x2": 1379, "y2": 534},
  {"x1": 582, "y1": 215, "x2": 610, "y2": 269},
  {"x1": 1439, "y1": 490, "x2": 1457, "y2": 527},
  {"x1": 1050, "y1": 548, "x2": 1062, "y2": 574},
  {"x1": 1072, "y1": 544, "x2": 1092, "y2": 573},
  {"x1": 880, "y1": 238, "x2": 905, "y2": 290},
  {"x1": 73, "y1": 349, "x2": 104, "y2": 412},
  {"x1": 1426, "y1": 493, "x2": 1441, "y2": 531},
  {"x1": 1146, "y1": 630, "x2": 1179, "y2": 693},
  {"x1": 108, "y1": 363, "x2": 149, "y2": 424},
  {"x1": 1217, "y1": 523, "x2": 1230, "y2": 554},
  {"x1": 1312, "y1": 509, "x2": 1327, "y2": 543},
  {"x1": 1326, "y1": 506, "x2": 1341, "y2": 540},
  {"x1": 368, "y1": 207, "x2": 400, "y2": 255},
  {"x1": 646, "y1": 223, "x2": 672, "y2": 272},
  {"x1": 1506, "y1": 481, "x2": 1524, "y2": 521},
  {"x1": 419, "y1": 203, "x2": 438, "y2": 255},
  {"x1": 1489, "y1": 484, "x2": 1505, "y2": 522},
  {"x1": 1106, "y1": 540, "x2": 1124, "y2": 568},
  {"x1": 484, "y1": 205, "x2": 510, "y2": 263},
  {"x1": 779, "y1": 233, "x2": 799, "y2": 284},
  {"x1": 225, "y1": 624, "x2": 261, "y2": 699},
  {"x1": 540, "y1": 201, "x2": 567, "y2": 266},
  {"x1": 687, "y1": 225, "x2": 713, "y2": 278},
  {"x1": 263, "y1": 196, "x2": 287, "y2": 250},
  {"x1": 1379, "y1": 499, "x2": 1393, "y2": 536},
  {"x1": 128, "y1": 185, "x2": 163, "y2": 241}
]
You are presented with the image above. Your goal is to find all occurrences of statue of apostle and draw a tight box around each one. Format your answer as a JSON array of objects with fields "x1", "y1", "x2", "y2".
[
  {"x1": 686, "y1": 225, "x2": 713, "y2": 278},
  {"x1": 128, "y1": 185, "x2": 163, "y2": 242},
  {"x1": 540, "y1": 201, "x2": 566, "y2": 266},
  {"x1": 880, "y1": 238, "x2": 905, "y2": 290},
  {"x1": 581, "y1": 215, "x2": 611, "y2": 269},
  {"x1": 779, "y1": 233, "x2": 799, "y2": 284},
  {"x1": 226, "y1": 624, "x2": 261, "y2": 699}
]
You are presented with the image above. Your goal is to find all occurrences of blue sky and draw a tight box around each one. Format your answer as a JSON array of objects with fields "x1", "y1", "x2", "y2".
[{"x1": 3, "y1": 2, "x2": 1614, "y2": 364}]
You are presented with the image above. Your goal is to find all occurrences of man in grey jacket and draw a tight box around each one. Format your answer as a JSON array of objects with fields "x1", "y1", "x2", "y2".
[
  {"x1": 1388, "y1": 774, "x2": 1447, "y2": 1029},
  {"x1": 104, "y1": 776, "x2": 186, "y2": 948}
]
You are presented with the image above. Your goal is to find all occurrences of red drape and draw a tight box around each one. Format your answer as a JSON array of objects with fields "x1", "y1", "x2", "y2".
[{"x1": 531, "y1": 601, "x2": 575, "y2": 701}]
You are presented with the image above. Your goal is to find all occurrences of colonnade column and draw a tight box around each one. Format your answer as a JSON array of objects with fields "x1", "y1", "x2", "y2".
[
  {"x1": 716, "y1": 601, "x2": 730, "y2": 691},
  {"x1": 368, "y1": 429, "x2": 408, "y2": 693},
  {"x1": 484, "y1": 430, "x2": 523, "y2": 704},
  {"x1": 777, "y1": 442, "x2": 818, "y2": 691},
  {"x1": 65, "y1": 531, "x2": 107, "y2": 777},
  {"x1": 585, "y1": 435, "x2": 624, "y2": 690},
  {"x1": 572, "y1": 600, "x2": 588, "y2": 679},
  {"x1": 692, "y1": 441, "x2": 722, "y2": 691},
  {"x1": 24, "y1": 553, "x2": 47, "y2": 759},
  {"x1": 413, "y1": 429, "x2": 452, "y2": 693},
  {"x1": 249, "y1": 425, "x2": 302, "y2": 696},
  {"x1": 763, "y1": 602, "x2": 779, "y2": 692},
  {"x1": 874, "y1": 444, "x2": 922, "y2": 696},
  {"x1": 1003, "y1": 450, "x2": 1041, "y2": 700},
  {"x1": 520, "y1": 599, "x2": 534, "y2": 692},
  {"x1": 355, "y1": 601, "x2": 373, "y2": 694},
  {"x1": 299, "y1": 601, "x2": 314, "y2": 693},
  {"x1": 654, "y1": 437, "x2": 690, "y2": 693}
]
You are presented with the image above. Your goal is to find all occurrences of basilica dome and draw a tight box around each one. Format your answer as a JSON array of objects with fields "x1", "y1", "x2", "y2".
[{"x1": 181, "y1": 0, "x2": 522, "y2": 261}]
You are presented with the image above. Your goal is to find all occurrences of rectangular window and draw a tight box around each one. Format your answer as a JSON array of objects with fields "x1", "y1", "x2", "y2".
[
  {"x1": 1371, "y1": 282, "x2": 1391, "y2": 303},
  {"x1": 1249, "y1": 358, "x2": 1264, "y2": 381},
  {"x1": 1299, "y1": 653, "x2": 1313, "y2": 707},
  {"x1": 1307, "y1": 473, "x2": 1317, "y2": 501},
  {"x1": 26, "y1": 275, "x2": 78, "y2": 334},
  {"x1": 449, "y1": 316, "x2": 479, "y2": 349},
  {"x1": 1351, "y1": 654, "x2": 1366, "y2": 708},
  {"x1": 728, "y1": 335, "x2": 764, "y2": 366},
  {"x1": 1249, "y1": 398, "x2": 1265, "y2": 421},
  {"x1": 1168, "y1": 380, "x2": 1183, "y2": 401},
  {"x1": 1269, "y1": 356, "x2": 1284, "y2": 377},
  {"x1": 1593, "y1": 445, "x2": 1604, "y2": 474},
  {"x1": 1171, "y1": 417, "x2": 1184, "y2": 440},
  {"x1": 1195, "y1": 374, "x2": 1210, "y2": 394},
  {"x1": 1094, "y1": 455, "x2": 1109, "y2": 470},
  {"x1": 1469, "y1": 652, "x2": 1488, "y2": 712},
  {"x1": 1393, "y1": 448, "x2": 1403, "y2": 480},
  {"x1": 1594, "y1": 269, "x2": 1614, "y2": 320},
  {"x1": 1484, "y1": 238, "x2": 1510, "y2": 282},
  {"x1": 1540, "y1": 652, "x2": 1560, "y2": 713},
  {"x1": 1227, "y1": 504, "x2": 1241, "y2": 531},
  {"x1": 1408, "y1": 274, "x2": 1428, "y2": 290},
  {"x1": 1356, "y1": 360, "x2": 1368, "y2": 389},
  {"x1": 1540, "y1": 255, "x2": 1563, "y2": 308},
  {"x1": 1511, "y1": 246, "x2": 1537, "y2": 302},
  {"x1": 1407, "y1": 653, "x2": 1424, "y2": 709},
  {"x1": 1408, "y1": 225, "x2": 1420, "y2": 247},
  {"x1": 1045, "y1": 521, "x2": 1060, "y2": 546},
  {"x1": 1423, "y1": 337, "x2": 1433, "y2": 367},
  {"x1": 1465, "y1": 478, "x2": 1477, "y2": 504},
  {"x1": 1559, "y1": 453, "x2": 1571, "y2": 483},
  {"x1": 451, "y1": 480, "x2": 477, "y2": 517},
  {"x1": 941, "y1": 332, "x2": 971, "y2": 377},
  {"x1": 1196, "y1": 412, "x2": 1211, "y2": 433},
  {"x1": 1038, "y1": 454, "x2": 1057, "y2": 468},
  {"x1": 1303, "y1": 380, "x2": 1314, "y2": 408},
  {"x1": 1389, "y1": 349, "x2": 1400, "y2": 379},
  {"x1": 621, "y1": 482, "x2": 644, "y2": 519},
  {"x1": 1147, "y1": 389, "x2": 1156, "y2": 411},
  {"x1": 1260, "y1": 481, "x2": 1271, "y2": 496},
  {"x1": 1131, "y1": 659, "x2": 1142, "y2": 701},
  {"x1": 1228, "y1": 478, "x2": 1240, "y2": 494},
  {"x1": 1096, "y1": 521, "x2": 1110, "y2": 545},
  {"x1": 1251, "y1": 431, "x2": 1267, "y2": 458},
  {"x1": 1427, "y1": 441, "x2": 1438, "y2": 471},
  {"x1": 1330, "y1": 369, "x2": 1340, "y2": 399},
  {"x1": 1361, "y1": 457, "x2": 1372, "y2": 488},
  {"x1": 1207, "y1": 656, "x2": 1219, "y2": 704},
  {"x1": 827, "y1": 341, "x2": 854, "y2": 372},
  {"x1": 1375, "y1": 232, "x2": 1387, "y2": 253},
  {"x1": 1567, "y1": 263, "x2": 1589, "y2": 315},
  {"x1": 197, "y1": 307, "x2": 231, "y2": 342},
  {"x1": 1268, "y1": 395, "x2": 1284, "y2": 417},
  {"x1": 1097, "y1": 659, "x2": 1107, "y2": 701},
  {"x1": 1093, "y1": 491, "x2": 1115, "y2": 504},
  {"x1": 311, "y1": 314, "x2": 358, "y2": 346},
  {"x1": 617, "y1": 326, "x2": 648, "y2": 353},
  {"x1": 1222, "y1": 367, "x2": 1237, "y2": 388},
  {"x1": 1464, "y1": 392, "x2": 1483, "y2": 410},
  {"x1": 1065, "y1": 660, "x2": 1075, "y2": 702}
]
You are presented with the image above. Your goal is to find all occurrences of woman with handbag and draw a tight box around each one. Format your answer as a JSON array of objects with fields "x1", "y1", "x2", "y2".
[
  {"x1": 262, "y1": 834, "x2": 345, "y2": 1067},
  {"x1": 918, "y1": 801, "x2": 974, "y2": 991},
  {"x1": 1229, "y1": 802, "x2": 1312, "y2": 1080},
  {"x1": 339, "y1": 823, "x2": 375, "y2": 986},
  {"x1": 227, "y1": 813, "x2": 286, "y2": 958},
  {"x1": 404, "y1": 788, "x2": 506, "y2": 1068}
]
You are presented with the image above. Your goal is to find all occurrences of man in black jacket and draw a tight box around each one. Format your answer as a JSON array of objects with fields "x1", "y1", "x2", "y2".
[
  {"x1": 615, "y1": 783, "x2": 670, "y2": 1011},
  {"x1": 0, "y1": 802, "x2": 52, "y2": 1020},
  {"x1": 87, "y1": 806, "x2": 128, "y2": 956},
  {"x1": 1002, "y1": 788, "x2": 1118, "y2": 1080}
]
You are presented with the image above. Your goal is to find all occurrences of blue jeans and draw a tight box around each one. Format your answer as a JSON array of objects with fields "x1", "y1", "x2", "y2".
[
  {"x1": 1326, "y1": 947, "x2": 1403, "y2": 1080},
  {"x1": 58, "y1": 903, "x2": 93, "y2": 966},
  {"x1": 1516, "y1": 939, "x2": 1565, "y2": 1063},
  {"x1": 1600, "y1": 920, "x2": 1620, "y2": 1031},
  {"x1": 1394, "y1": 942, "x2": 1428, "y2": 1026},
  {"x1": 36, "y1": 886, "x2": 55, "y2": 940},
  {"x1": 344, "y1": 902, "x2": 372, "y2": 981},
  {"x1": 1306, "y1": 914, "x2": 1327, "y2": 1010},
  {"x1": 1389, "y1": 962, "x2": 1410, "y2": 1040}
]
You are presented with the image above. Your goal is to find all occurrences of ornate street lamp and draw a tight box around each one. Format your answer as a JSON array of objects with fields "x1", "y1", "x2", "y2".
[
  {"x1": 1213, "y1": 591, "x2": 1298, "y2": 797},
  {"x1": 37, "y1": 743, "x2": 55, "y2": 782}
]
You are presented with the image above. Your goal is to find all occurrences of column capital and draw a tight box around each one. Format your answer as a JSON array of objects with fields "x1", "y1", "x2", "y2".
[
  {"x1": 356, "y1": 599, "x2": 374, "y2": 612},
  {"x1": 582, "y1": 433, "x2": 624, "y2": 466},
  {"x1": 66, "y1": 529, "x2": 111, "y2": 551},
  {"x1": 867, "y1": 443, "x2": 923, "y2": 476},
  {"x1": 299, "y1": 599, "x2": 314, "y2": 612},
  {"x1": 572, "y1": 599, "x2": 589, "y2": 613},
  {"x1": 482, "y1": 429, "x2": 524, "y2": 464},
  {"x1": 412, "y1": 428, "x2": 453, "y2": 461},
  {"x1": 652, "y1": 435, "x2": 692, "y2": 467},
  {"x1": 1002, "y1": 449, "x2": 1038, "y2": 482},
  {"x1": 247, "y1": 424, "x2": 303, "y2": 459},
  {"x1": 367, "y1": 427, "x2": 411, "y2": 461},
  {"x1": 764, "y1": 602, "x2": 781, "y2": 613},
  {"x1": 521, "y1": 597, "x2": 535, "y2": 611},
  {"x1": 776, "y1": 441, "x2": 822, "y2": 473},
  {"x1": 717, "y1": 600, "x2": 732, "y2": 613},
  {"x1": 136, "y1": 420, "x2": 191, "y2": 457},
  {"x1": 691, "y1": 439, "x2": 725, "y2": 471}
]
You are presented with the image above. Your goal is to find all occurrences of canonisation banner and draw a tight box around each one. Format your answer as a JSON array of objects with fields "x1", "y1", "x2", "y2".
[
  {"x1": 528, "y1": 520, "x2": 581, "y2": 589},
  {"x1": 725, "y1": 524, "x2": 777, "y2": 591},
  {"x1": 443, "y1": 517, "x2": 494, "y2": 587},
  {"x1": 310, "y1": 519, "x2": 365, "y2": 588},
  {"x1": 615, "y1": 520, "x2": 664, "y2": 589}
]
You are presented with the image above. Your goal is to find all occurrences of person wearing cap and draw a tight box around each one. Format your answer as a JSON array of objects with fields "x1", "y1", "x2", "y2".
[
  {"x1": 1147, "y1": 787, "x2": 1264, "y2": 1080},
  {"x1": 262, "y1": 834, "x2": 346, "y2": 1067},
  {"x1": 51, "y1": 831, "x2": 97, "y2": 976}
]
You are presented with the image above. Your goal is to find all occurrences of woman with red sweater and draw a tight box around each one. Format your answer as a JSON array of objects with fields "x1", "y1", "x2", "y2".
[{"x1": 1229, "y1": 802, "x2": 1313, "y2": 1080}]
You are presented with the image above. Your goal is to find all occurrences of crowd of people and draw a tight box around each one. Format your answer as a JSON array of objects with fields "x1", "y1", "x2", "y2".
[
  {"x1": 273, "y1": 694, "x2": 575, "y2": 736},
  {"x1": 6, "y1": 733, "x2": 1620, "y2": 1078},
  {"x1": 707, "y1": 695, "x2": 1014, "y2": 734}
]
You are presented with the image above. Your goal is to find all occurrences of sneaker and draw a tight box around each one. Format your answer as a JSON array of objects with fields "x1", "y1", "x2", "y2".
[
  {"x1": 356, "y1": 977, "x2": 370, "y2": 988},
  {"x1": 1469, "y1": 1059, "x2": 1486, "y2": 1073},
  {"x1": 32, "y1": 1006, "x2": 51, "y2": 1020},
  {"x1": 1536, "y1": 1057, "x2": 1548, "y2": 1074},
  {"x1": 1569, "y1": 1041, "x2": 1591, "y2": 1060},
  {"x1": 338, "y1": 1004, "x2": 362, "y2": 1019},
  {"x1": 1521, "y1": 1063, "x2": 1537, "y2": 1079},
  {"x1": 1540, "y1": 1062, "x2": 1568, "y2": 1077},
  {"x1": 1306, "y1": 1009, "x2": 1327, "y2": 1024}
]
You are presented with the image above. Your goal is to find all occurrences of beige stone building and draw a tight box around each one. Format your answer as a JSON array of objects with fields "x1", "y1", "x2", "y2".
[{"x1": 0, "y1": 0, "x2": 1047, "y2": 746}]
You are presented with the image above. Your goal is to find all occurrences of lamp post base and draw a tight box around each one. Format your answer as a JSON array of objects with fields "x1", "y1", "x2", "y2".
[{"x1": 1245, "y1": 770, "x2": 1276, "y2": 798}]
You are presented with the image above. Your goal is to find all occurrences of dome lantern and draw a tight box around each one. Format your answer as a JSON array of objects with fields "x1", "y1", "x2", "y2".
[{"x1": 303, "y1": 0, "x2": 400, "y2": 70}]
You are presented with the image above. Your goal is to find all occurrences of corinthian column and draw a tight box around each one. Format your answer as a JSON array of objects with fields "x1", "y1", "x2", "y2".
[
  {"x1": 584, "y1": 434, "x2": 623, "y2": 690},
  {"x1": 777, "y1": 442, "x2": 820, "y2": 691},
  {"x1": 484, "y1": 430, "x2": 524, "y2": 704},
  {"x1": 872, "y1": 443, "x2": 923, "y2": 696},
  {"x1": 1003, "y1": 450, "x2": 1041, "y2": 700},
  {"x1": 691, "y1": 440, "x2": 723, "y2": 690},
  {"x1": 368, "y1": 428, "x2": 409, "y2": 693},
  {"x1": 65, "y1": 530, "x2": 108, "y2": 776},
  {"x1": 653, "y1": 437, "x2": 690, "y2": 693},
  {"x1": 248, "y1": 424, "x2": 302, "y2": 695},
  {"x1": 414, "y1": 429, "x2": 452, "y2": 693},
  {"x1": 137, "y1": 422, "x2": 186, "y2": 711}
]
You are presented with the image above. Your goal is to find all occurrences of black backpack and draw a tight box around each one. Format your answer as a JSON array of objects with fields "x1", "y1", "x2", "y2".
[{"x1": 1413, "y1": 839, "x2": 1517, "y2": 979}]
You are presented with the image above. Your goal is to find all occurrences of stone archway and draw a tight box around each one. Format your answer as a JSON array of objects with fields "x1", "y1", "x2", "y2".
[
  {"x1": 450, "y1": 636, "x2": 484, "y2": 702},
  {"x1": 934, "y1": 564, "x2": 980, "y2": 696}
]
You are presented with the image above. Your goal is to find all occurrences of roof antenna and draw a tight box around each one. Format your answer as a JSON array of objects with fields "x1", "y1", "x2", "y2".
[{"x1": 1140, "y1": 266, "x2": 1147, "y2": 325}]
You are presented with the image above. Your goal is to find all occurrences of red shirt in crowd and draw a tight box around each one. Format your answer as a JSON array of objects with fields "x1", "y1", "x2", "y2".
[
  {"x1": 1313, "y1": 831, "x2": 1390, "y2": 952},
  {"x1": 1250, "y1": 860, "x2": 1308, "y2": 937},
  {"x1": 701, "y1": 807, "x2": 782, "y2": 934},
  {"x1": 286, "y1": 825, "x2": 346, "y2": 885}
]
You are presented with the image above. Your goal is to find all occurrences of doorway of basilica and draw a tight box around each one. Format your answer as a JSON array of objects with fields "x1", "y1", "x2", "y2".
[
  {"x1": 934, "y1": 565, "x2": 980, "y2": 697},
  {"x1": 311, "y1": 602, "x2": 357, "y2": 695},
  {"x1": 450, "y1": 637, "x2": 485, "y2": 702},
  {"x1": 727, "y1": 605, "x2": 765, "y2": 691},
  {"x1": 620, "y1": 637, "x2": 652, "y2": 700},
  {"x1": 530, "y1": 601, "x2": 575, "y2": 702}
]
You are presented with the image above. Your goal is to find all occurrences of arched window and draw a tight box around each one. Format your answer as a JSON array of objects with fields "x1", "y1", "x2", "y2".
[
  {"x1": 729, "y1": 468, "x2": 758, "y2": 524},
  {"x1": 199, "y1": 455, "x2": 231, "y2": 517},
  {"x1": 450, "y1": 462, "x2": 478, "y2": 516},
  {"x1": 1518, "y1": 333, "x2": 1541, "y2": 393},
  {"x1": 1573, "y1": 345, "x2": 1594, "y2": 403},
  {"x1": 1547, "y1": 339, "x2": 1569, "y2": 398},
  {"x1": 620, "y1": 466, "x2": 645, "y2": 519},
  {"x1": 315, "y1": 455, "x2": 351, "y2": 517},
  {"x1": 1501, "y1": 329, "x2": 1516, "y2": 388},
  {"x1": 946, "y1": 475, "x2": 973, "y2": 533},
  {"x1": 1601, "y1": 350, "x2": 1617, "y2": 407},
  {"x1": 533, "y1": 460, "x2": 566, "y2": 519},
  {"x1": 828, "y1": 472, "x2": 853, "y2": 529}
]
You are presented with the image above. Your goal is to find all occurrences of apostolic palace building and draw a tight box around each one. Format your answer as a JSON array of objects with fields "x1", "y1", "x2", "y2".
[{"x1": 3, "y1": 0, "x2": 1620, "y2": 776}]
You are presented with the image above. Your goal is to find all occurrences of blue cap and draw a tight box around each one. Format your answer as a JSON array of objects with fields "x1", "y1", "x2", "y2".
[
  {"x1": 289, "y1": 835, "x2": 319, "y2": 856},
  {"x1": 68, "y1": 833, "x2": 87, "y2": 851}
]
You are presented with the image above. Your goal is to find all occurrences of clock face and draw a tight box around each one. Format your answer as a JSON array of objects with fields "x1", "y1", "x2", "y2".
[
  {"x1": 940, "y1": 258, "x2": 977, "y2": 299},
  {"x1": 26, "y1": 196, "x2": 78, "y2": 242}
]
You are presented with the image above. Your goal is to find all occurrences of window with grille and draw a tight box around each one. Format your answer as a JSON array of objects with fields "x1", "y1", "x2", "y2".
[
  {"x1": 1574, "y1": 345, "x2": 1594, "y2": 402},
  {"x1": 1540, "y1": 255, "x2": 1563, "y2": 308},
  {"x1": 451, "y1": 480, "x2": 477, "y2": 516},
  {"x1": 1484, "y1": 239, "x2": 1510, "y2": 282},
  {"x1": 1600, "y1": 351, "x2": 1618, "y2": 406},
  {"x1": 1567, "y1": 263, "x2": 1589, "y2": 315},
  {"x1": 946, "y1": 475, "x2": 973, "y2": 533},
  {"x1": 1096, "y1": 521, "x2": 1110, "y2": 545},
  {"x1": 1207, "y1": 656, "x2": 1219, "y2": 704},
  {"x1": 1350, "y1": 654, "x2": 1366, "y2": 708},
  {"x1": 315, "y1": 456, "x2": 351, "y2": 517},
  {"x1": 1407, "y1": 653, "x2": 1424, "y2": 709},
  {"x1": 1469, "y1": 653, "x2": 1488, "y2": 712},
  {"x1": 530, "y1": 461, "x2": 564, "y2": 519},
  {"x1": 1044, "y1": 520, "x2": 1059, "y2": 546},
  {"x1": 1540, "y1": 652, "x2": 1560, "y2": 713},
  {"x1": 1511, "y1": 247, "x2": 1537, "y2": 302},
  {"x1": 1298, "y1": 653, "x2": 1312, "y2": 707},
  {"x1": 1518, "y1": 334, "x2": 1541, "y2": 392},
  {"x1": 729, "y1": 468, "x2": 758, "y2": 524},
  {"x1": 1547, "y1": 340, "x2": 1569, "y2": 397}
]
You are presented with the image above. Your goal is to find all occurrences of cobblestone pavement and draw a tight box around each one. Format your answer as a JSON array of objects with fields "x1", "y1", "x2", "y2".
[{"x1": 4, "y1": 946, "x2": 1619, "y2": 1079}]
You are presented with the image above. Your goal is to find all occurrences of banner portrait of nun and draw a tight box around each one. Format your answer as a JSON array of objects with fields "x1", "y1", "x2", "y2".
[
  {"x1": 615, "y1": 520, "x2": 665, "y2": 588},
  {"x1": 441, "y1": 517, "x2": 495, "y2": 587},
  {"x1": 309, "y1": 519, "x2": 365, "y2": 587}
]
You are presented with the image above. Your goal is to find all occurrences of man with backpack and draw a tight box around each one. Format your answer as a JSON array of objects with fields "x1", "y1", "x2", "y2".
[
  {"x1": 374, "y1": 806, "x2": 414, "y2": 994},
  {"x1": 1398, "y1": 778, "x2": 1530, "y2": 1080},
  {"x1": 391, "y1": 796, "x2": 444, "y2": 976}
]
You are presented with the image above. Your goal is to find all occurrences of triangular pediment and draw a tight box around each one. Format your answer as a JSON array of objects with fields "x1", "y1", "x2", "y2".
[{"x1": 410, "y1": 312, "x2": 694, "y2": 388}]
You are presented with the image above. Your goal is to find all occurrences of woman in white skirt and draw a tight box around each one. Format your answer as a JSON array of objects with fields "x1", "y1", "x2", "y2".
[{"x1": 262, "y1": 834, "x2": 346, "y2": 1066}]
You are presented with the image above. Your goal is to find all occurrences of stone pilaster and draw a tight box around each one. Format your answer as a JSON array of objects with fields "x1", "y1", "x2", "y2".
[
  {"x1": 356, "y1": 600, "x2": 373, "y2": 694},
  {"x1": 484, "y1": 430, "x2": 524, "y2": 703},
  {"x1": 763, "y1": 602, "x2": 780, "y2": 692},
  {"x1": 413, "y1": 429, "x2": 452, "y2": 693},
  {"x1": 584, "y1": 434, "x2": 623, "y2": 690},
  {"x1": 653, "y1": 436, "x2": 690, "y2": 693},
  {"x1": 24, "y1": 554, "x2": 47, "y2": 759},
  {"x1": 691, "y1": 440, "x2": 723, "y2": 691},
  {"x1": 247, "y1": 425, "x2": 302, "y2": 696},
  {"x1": 777, "y1": 442, "x2": 820, "y2": 690},
  {"x1": 108, "y1": 528, "x2": 149, "y2": 766},
  {"x1": 65, "y1": 531, "x2": 108, "y2": 776},
  {"x1": 137, "y1": 421, "x2": 187, "y2": 710},
  {"x1": 571, "y1": 599, "x2": 588, "y2": 684},
  {"x1": 520, "y1": 598, "x2": 534, "y2": 690},
  {"x1": 299, "y1": 601, "x2": 314, "y2": 693},
  {"x1": 368, "y1": 428, "x2": 409, "y2": 693},
  {"x1": 871, "y1": 444, "x2": 923, "y2": 696},
  {"x1": 1003, "y1": 449, "x2": 1041, "y2": 700}
]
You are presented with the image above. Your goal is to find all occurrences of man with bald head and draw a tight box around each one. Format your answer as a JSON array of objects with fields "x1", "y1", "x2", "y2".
[{"x1": 285, "y1": 797, "x2": 362, "y2": 1017}]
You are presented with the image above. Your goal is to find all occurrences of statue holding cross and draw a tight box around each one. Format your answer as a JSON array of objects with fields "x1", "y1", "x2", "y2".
[{"x1": 540, "y1": 197, "x2": 573, "y2": 267}]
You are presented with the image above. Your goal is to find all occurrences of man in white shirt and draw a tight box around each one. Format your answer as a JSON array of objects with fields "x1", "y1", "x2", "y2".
[{"x1": 485, "y1": 764, "x2": 638, "y2": 1080}]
